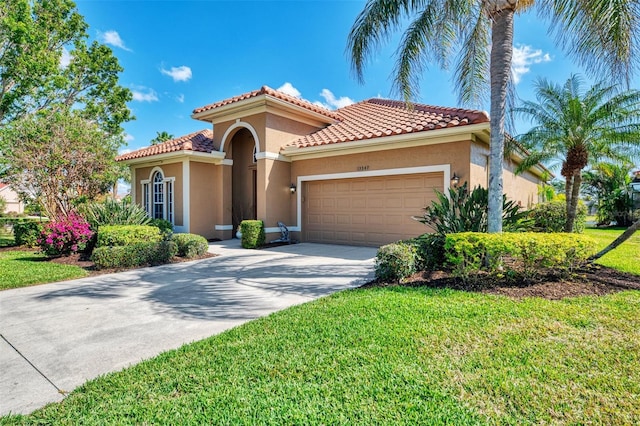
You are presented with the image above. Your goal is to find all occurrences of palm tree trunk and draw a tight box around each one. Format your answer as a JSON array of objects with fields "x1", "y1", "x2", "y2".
[
  {"x1": 565, "y1": 171, "x2": 582, "y2": 232},
  {"x1": 487, "y1": 8, "x2": 514, "y2": 233},
  {"x1": 590, "y1": 218, "x2": 640, "y2": 260}
]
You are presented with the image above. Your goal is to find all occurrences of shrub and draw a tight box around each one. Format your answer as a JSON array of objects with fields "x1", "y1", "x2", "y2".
[
  {"x1": 91, "y1": 240, "x2": 178, "y2": 269},
  {"x1": 529, "y1": 199, "x2": 587, "y2": 233},
  {"x1": 96, "y1": 225, "x2": 162, "y2": 247},
  {"x1": 406, "y1": 233, "x2": 446, "y2": 271},
  {"x1": 375, "y1": 242, "x2": 418, "y2": 282},
  {"x1": 38, "y1": 213, "x2": 94, "y2": 256},
  {"x1": 82, "y1": 198, "x2": 151, "y2": 228},
  {"x1": 240, "y1": 220, "x2": 265, "y2": 249},
  {"x1": 13, "y1": 220, "x2": 46, "y2": 247},
  {"x1": 149, "y1": 218, "x2": 173, "y2": 235},
  {"x1": 444, "y1": 232, "x2": 596, "y2": 283},
  {"x1": 418, "y1": 183, "x2": 530, "y2": 235},
  {"x1": 172, "y1": 233, "x2": 209, "y2": 258}
]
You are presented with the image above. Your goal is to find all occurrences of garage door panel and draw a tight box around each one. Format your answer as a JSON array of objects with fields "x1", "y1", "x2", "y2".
[{"x1": 304, "y1": 172, "x2": 443, "y2": 246}]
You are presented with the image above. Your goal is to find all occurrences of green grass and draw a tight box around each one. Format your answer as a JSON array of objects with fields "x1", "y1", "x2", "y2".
[
  {"x1": 0, "y1": 251, "x2": 88, "y2": 290},
  {"x1": 584, "y1": 227, "x2": 640, "y2": 275},
  {"x1": 3, "y1": 287, "x2": 640, "y2": 425}
]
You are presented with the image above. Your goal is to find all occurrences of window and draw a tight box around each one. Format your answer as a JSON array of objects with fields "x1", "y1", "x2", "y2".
[{"x1": 141, "y1": 168, "x2": 174, "y2": 224}]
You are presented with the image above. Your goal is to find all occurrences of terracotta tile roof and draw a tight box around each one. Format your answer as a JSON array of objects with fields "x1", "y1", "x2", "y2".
[
  {"x1": 116, "y1": 129, "x2": 214, "y2": 162},
  {"x1": 286, "y1": 98, "x2": 490, "y2": 149},
  {"x1": 192, "y1": 85, "x2": 341, "y2": 120},
  {"x1": 0, "y1": 183, "x2": 7, "y2": 190}
]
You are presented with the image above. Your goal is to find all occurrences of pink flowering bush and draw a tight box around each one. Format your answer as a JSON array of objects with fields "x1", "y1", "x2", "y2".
[{"x1": 38, "y1": 212, "x2": 94, "y2": 256}]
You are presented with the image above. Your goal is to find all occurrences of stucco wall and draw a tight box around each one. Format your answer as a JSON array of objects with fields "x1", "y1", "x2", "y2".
[
  {"x1": 0, "y1": 186, "x2": 24, "y2": 214},
  {"x1": 189, "y1": 161, "x2": 217, "y2": 239}
]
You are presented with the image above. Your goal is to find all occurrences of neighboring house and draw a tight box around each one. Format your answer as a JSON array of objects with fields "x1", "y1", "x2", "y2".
[
  {"x1": 0, "y1": 183, "x2": 24, "y2": 214},
  {"x1": 117, "y1": 86, "x2": 544, "y2": 246}
]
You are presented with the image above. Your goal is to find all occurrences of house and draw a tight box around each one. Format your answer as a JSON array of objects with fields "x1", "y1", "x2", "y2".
[
  {"x1": 116, "y1": 86, "x2": 544, "y2": 246},
  {"x1": 0, "y1": 183, "x2": 24, "y2": 214}
]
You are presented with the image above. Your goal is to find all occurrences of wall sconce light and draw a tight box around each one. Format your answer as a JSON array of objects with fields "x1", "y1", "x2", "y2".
[
  {"x1": 451, "y1": 173, "x2": 460, "y2": 187},
  {"x1": 290, "y1": 183, "x2": 297, "y2": 194}
]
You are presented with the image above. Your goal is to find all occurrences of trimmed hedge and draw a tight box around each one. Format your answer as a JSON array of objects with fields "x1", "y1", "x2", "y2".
[
  {"x1": 172, "y1": 233, "x2": 208, "y2": 258},
  {"x1": 445, "y1": 232, "x2": 596, "y2": 283},
  {"x1": 406, "y1": 233, "x2": 446, "y2": 272},
  {"x1": 375, "y1": 242, "x2": 417, "y2": 282},
  {"x1": 13, "y1": 219, "x2": 47, "y2": 247},
  {"x1": 149, "y1": 218, "x2": 173, "y2": 234},
  {"x1": 240, "y1": 220, "x2": 265, "y2": 249},
  {"x1": 529, "y1": 199, "x2": 587, "y2": 233},
  {"x1": 96, "y1": 225, "x2": 162, "y2": 247},
  {"x1": 91, "y1": 240, "x2": 178, "y2": 269}
]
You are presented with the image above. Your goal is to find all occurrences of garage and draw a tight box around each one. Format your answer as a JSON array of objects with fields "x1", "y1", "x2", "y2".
[{"x1": 303, "y1": 172, "x2": 443, "y2": 246}]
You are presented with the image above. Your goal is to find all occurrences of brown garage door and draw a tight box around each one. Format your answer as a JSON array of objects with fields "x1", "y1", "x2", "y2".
[{"x1": 303, "y1": 172, "x2": 443, "y2": 246}]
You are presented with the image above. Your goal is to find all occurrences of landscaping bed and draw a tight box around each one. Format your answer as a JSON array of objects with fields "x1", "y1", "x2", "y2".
[{"x1": 364, "y1": 264, "x2": 640, "y2": 300}]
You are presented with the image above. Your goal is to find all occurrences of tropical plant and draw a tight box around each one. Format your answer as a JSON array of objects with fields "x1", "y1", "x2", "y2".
[
  {"x1": 417, "y1": 183, "x2": 529, "y2": 235},
  {"x1": 82, "y1": 198, "x2": 151, "y2": 228},
  {"x1": 515, "y1": 75, "x2": 640, "y2": 232},
  {"x1": 348, "y1": 0, "x2": 639, "y2": 233},
  {"x1": 150, "y1": 131, "x2": 174, "y2": 145},
  {"x1": 583, "y1": 162, "x2": 635, "y2": 226}
]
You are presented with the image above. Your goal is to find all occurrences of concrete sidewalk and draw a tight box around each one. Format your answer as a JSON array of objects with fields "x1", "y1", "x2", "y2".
[{"x1": 0, "y1": 241, "x2": 376, "y2": 416}]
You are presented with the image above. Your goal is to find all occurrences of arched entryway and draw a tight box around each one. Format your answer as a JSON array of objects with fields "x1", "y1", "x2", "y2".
[{"x1": 227, "y1": 128, "x2": 257, "y2": 232}]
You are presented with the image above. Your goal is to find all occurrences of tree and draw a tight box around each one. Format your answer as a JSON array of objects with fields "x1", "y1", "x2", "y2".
[
  {"x1": 583, "y1": 162, "x2": 635, "y2": 226},
  {"x1": 0, "y1": 0, "x2": 132, "y2": 134},
  {"x1": 347, "y1": 0, "x2": 639, "y2": 233},
  {"x1": 150, "y1": 131, "x2": 174, "y2": 145},
  {"x1": 515, "y1": 75, "x2": 640, "y2": 232},
  {"x1": 0, "y1": 108, "x2": 123, "y2": 218}
]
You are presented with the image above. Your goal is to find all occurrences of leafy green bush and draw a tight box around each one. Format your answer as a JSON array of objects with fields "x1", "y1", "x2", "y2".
[
  {"x1": 96, "y1": 225, "x2": 162, "y2": 247},
  {"x1": 375, "y1": 242, "x2": 417, "y2": 282},
  {"x1": 13, "y1": 220, "x2": 47, "y2": 247},
  {"x1": 406, "y1": 233, "x2": 445, "y2": 271},
  {"x1": 529, "y1": 199, "x2": 587, "y2": 233},
  {"x1": 444, "y1": 232, "x2": 596, "y2": 283},
  {"x1": 82, "y1": 198, "x2": 151, "y2": 228},
  {"x1": 172, "y1": 233, "x2": 209, "y2": 258},
  {"x1": 418, "y1": 183, "x2": 530, "y2": 234},
  {"x1": 91, "y1": 240, "x2": 178, "y2": 269},
  {"x1": 240, "y1": 220, "x2": 265, "y2": 249},
  {"x1": 149, "y1": 218, "x2": 173, "y2": 234}
]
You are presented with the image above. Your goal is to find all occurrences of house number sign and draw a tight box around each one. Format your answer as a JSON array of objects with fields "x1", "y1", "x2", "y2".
[{"x1": 357, "y1": 165, "x2": 370, "y2": 171}]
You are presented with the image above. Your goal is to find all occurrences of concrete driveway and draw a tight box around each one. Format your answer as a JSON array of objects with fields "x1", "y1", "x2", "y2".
[{"x1": 0, "y1": 241, "x2": 376, "y2": 416}]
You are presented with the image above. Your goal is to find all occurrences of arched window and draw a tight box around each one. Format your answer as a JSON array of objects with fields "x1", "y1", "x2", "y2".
[
  {"x1": 152, "y1": 171, "x2": 164, "y2": 219},
  {"x1": 141, "y1": 168, "x2": 174, "y2": 224}
]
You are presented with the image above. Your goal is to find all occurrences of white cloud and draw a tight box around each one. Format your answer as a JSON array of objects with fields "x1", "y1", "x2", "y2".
[
  {"x1": 98, "y1": 30, "x2": 131, "y2": 51},
  {"x1": 131, "y1": 87, "x2": 159, "y2": 102},
  {"x1": 512, "y1": 45, "x2": 551, "y2": 84},
  {"x1": 60, "y1": 47, "x2": 72, "y2": 68},
  {"x1": 118, "y1": 147, "x2": 132, "y2": 155},
  {"x1": 161, "y1": 65, "x2": 192, "y2": 82},
  {"x1": 277, "y1": 82, "x2": 301, "y2": 98},
  {"x1": 116, "y1": 181, "x2": 131, "y2": 197},
  {"x1": 177, "y1": 94, "x2": 185, "y2": 103},
  {"x1": 317, "y1": 89, "x2": 355, "y2": 109},
  {"x1": 123, "y1": 134, "x2": 134, "y2": 142}
]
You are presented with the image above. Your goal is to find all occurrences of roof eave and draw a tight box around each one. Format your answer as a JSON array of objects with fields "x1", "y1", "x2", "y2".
[{"x1": 118, "y1": 150, "x2": 226, "y2": 166}]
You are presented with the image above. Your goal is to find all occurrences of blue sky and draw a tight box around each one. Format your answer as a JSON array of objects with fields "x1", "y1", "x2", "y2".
[{"x1": 74, "y1": 0, "x2": 636, "y2": 156}]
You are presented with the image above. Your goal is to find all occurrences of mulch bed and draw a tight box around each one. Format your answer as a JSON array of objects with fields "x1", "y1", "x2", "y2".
[{"x1": 362, "y1": 265, "x2": 640, "y2": 300}]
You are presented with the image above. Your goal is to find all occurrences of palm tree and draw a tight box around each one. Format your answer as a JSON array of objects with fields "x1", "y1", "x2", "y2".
[
  {"x1": 583, "y1": 162, "x2": 635, "y2": 225},
  {"x1": 348, "y1": 0, "x2": 638, "y2": 233},
  {"x1": 150, "y1": 131, "x2": 174, "y2": 145},
  {"x1": 515, "y1": 75, "x2": 640, "y2": 232}
]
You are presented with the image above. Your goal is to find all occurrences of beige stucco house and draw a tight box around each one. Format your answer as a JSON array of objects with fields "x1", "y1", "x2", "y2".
[
  {"x1": 117, "y1": 86, "x2": 544, "y2": 246},
  {"x1": 0, "y1": 183, "x2": 24, "y2": 214}
]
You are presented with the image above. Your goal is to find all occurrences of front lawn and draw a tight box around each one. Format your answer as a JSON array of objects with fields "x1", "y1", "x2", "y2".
[
  {"x1": 0, "y1": 251, "x2": 88, "y2": 290},
  {"x1": 584, "y1": 227, "x2": 640, "y2": 275},
  {"x1": 4, "y1": 287, "x2": 639, "y2": 424}
]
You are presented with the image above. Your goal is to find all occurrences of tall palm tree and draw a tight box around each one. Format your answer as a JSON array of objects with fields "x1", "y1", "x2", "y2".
[
  {"x1": 515, "y1": 75, "x2": 640, "y2": 232},
  {"x1": 348, "y1": 0, "x2": 639, "y2": 233}
]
